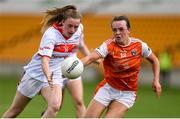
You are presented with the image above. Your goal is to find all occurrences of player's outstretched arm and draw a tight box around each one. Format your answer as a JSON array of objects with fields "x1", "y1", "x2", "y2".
[
  {"x1": 81, "y1": 50, "x2": 101, "y2": 66},
  {"x1": 146, "y1": 53, "x2": 162, "y2": 98}
]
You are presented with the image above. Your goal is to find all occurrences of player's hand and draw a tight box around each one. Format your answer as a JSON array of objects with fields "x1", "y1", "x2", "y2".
[
  {"x1": 152, "y1": 79, "x2": 161, "y2": 98},
  {"x1": 47, "y1": 73, "x2": 54, "y2": 90}
]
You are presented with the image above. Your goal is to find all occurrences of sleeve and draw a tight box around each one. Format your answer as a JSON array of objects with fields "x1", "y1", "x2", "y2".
[
  {"x1": 37, "y1": 30, "x2": 56, "y2": 57},
  {"x1": 95, "y1": 42, "x2": 108, "y2": 58},
  {"x1": 141, "y1": 42, "x2": 152, "y2": 57},
  {"x1": 78, "y1": 24, "x2": 85, "y2": 48},
  {"x1": 78, "y1": 33, "x2": 85, "y2": 48}
]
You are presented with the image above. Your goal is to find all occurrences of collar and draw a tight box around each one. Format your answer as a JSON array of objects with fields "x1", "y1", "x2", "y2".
[
  {"x1": 52, "y1": 23, "x2": 70, "y2": 40},
  {"x1": 115, "y1": 37, "x2": 131, "y2": 47}
]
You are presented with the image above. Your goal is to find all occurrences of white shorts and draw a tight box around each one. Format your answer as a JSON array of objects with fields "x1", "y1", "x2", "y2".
[
  {"x1": 94, "y1": 83, "x2": 136, "y2": 109},
  {"x1": 18, "y1": 73, "x2": 64, "y2": 98}
]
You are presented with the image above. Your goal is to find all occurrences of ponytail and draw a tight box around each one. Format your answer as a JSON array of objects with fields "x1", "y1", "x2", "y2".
[{"x1": 41, "y1": 5, "x2": 81, "y2": 33}]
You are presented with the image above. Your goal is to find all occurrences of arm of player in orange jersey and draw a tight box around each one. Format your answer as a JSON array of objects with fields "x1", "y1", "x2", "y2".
[
  {"x1": 81, "y1": 50, "x2": 101, "y2": 66},
  {"x1": 146, "y1": 52, "x2": 161, "y2": 98},
  {"x1": 79, "y1": 43, "x2": 101, "y2": 65}
]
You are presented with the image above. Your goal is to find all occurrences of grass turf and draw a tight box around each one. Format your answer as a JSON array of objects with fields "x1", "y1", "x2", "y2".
[{"x1": 0, "y1": 74, "x2": 180, "y2": 118}]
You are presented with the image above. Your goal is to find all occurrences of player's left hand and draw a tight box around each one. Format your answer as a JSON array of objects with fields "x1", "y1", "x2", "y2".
[{"x1": 152, "y1": 79, "x2": 161, "y2": 98}]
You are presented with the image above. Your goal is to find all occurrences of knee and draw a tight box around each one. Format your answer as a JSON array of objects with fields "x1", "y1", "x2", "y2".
[
  {"x1": 74, "y1": 98, "x2": 84, "y2": 106},
  {"x1": 48, "y1": 103, "x2": 61, "y2": 113}
]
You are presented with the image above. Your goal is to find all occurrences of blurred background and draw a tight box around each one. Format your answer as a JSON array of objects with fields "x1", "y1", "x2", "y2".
[{"x1": 0, "y1": 0, "x2": 180, "y2": 118}]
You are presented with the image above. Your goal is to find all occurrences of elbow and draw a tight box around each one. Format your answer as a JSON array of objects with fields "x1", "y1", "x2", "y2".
[
  {"x1": 155, "y1": 57, "x2": 160, "y2": 65},
  {"x1": 153, "y1": 57, "x2": 160, "y2": 68}
]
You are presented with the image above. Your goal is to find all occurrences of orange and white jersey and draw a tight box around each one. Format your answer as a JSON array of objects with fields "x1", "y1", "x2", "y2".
[
  {"x1": 96, "y1": 37, "x2": 152, "y2": 91},
  {"x1": 24, "y1": 24, "x2": 84, "y2": 82}
]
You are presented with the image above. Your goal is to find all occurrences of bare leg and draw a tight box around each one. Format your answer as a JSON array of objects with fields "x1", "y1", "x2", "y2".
[
  {"x1": 2, "y1": 91, "x2": 31, "y2": 118},
  {"x1": 84, "y1": 99, "x2": 106, "y2": 118},
  {"x1": 66, "y1": 79, "x2": 86, "y2": 118},
  {"x1": 40, "y1": 89, "x2": 65, "y2": 117},
  {"x1": 41, "y1": 84, "x2": 62, "y2": 118},
  {"x1": 105, "y1": 101, "x2": 128, "y2": 118}
]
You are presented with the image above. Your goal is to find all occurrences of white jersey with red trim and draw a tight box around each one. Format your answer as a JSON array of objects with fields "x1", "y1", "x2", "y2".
[{"x1": 24, "y1": 24, "x2": 84, "y2": 82}]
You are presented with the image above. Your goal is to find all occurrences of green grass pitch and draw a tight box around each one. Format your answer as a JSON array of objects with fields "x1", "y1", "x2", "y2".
[{"x1": 0, "y1": 74, "x2": 180, "y2": 118}]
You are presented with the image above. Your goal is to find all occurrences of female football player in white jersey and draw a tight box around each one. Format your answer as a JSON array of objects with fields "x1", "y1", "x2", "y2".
[{"x1": 2, "y1": 5, "x2": 91, "y2": 118}]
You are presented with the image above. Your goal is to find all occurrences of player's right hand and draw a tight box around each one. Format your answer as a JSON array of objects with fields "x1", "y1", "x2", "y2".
[{"x1": 47, "y1": 73, "x2": 54, "y2": 90}]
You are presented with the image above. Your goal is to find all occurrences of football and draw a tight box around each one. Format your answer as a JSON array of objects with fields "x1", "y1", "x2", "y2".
[{"x1": 61, "y1": 57, "x2": 84, "y2": 79}]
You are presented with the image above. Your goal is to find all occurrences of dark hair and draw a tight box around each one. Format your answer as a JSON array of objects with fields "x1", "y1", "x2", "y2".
[
  {"x1": 111, "y1": 16, "x2": 130, "y2": 29},
  {"x1": 41, "y1": 5, "x2": 82, "y2": 33}
]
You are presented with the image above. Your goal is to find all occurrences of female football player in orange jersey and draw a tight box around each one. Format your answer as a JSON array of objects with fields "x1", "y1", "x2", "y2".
[
  {"x1": 81, "y1": 15, "x2": 161, "y2": 118},
  {"x1": 2, "y1": 5, "x2": 90, "y2": 118}
]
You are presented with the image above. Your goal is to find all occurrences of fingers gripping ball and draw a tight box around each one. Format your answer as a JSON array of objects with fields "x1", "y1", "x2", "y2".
[{"x1": 61, "y1": 57, "x2": 84, "y2": 79}]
